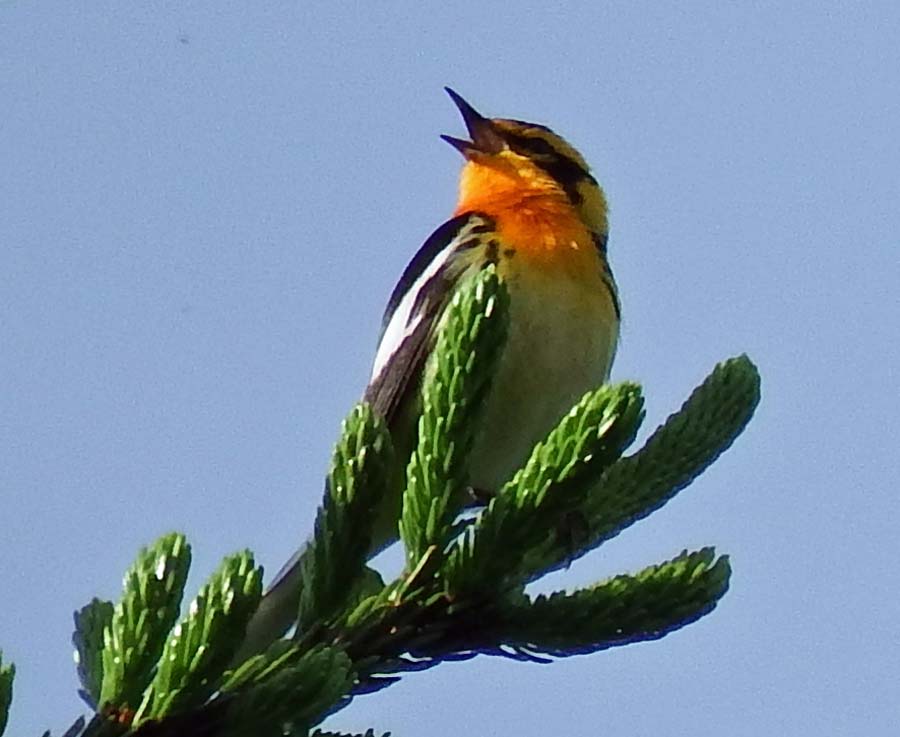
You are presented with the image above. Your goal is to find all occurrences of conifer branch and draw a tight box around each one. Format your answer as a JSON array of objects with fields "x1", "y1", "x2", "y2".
[
  {"x1": 98, "y1": 533, "x2": 191, "y2": 711},
  {"x1": 134, "y1": 551, "x2": 263, "y2": 724},
  {"x1": 444, "y1": 381, "x2": 645, "y2": 594},
  {"x1": 73, "y1": 599, "x2": 114, "y2": 708},
  {"x1": 490, "y1": 547, "x2": 731, "y2": 657},
  {"x1": 3, "y1": 272, "x2": 761, "y2": 737},
  {"x1": 525, "y1": 354, "x2": 761, "y2": 576},
  {"x1": 297, "y1": 404, "x2": 394, "y2": 633},
  {"x1": 220, "y1": 645, "x2": 354, "y2": 737},
  {"x1": 400, "y1": 264, "x2": 508, "y2": 567},
  {"x1": 328, "y1": 549, "x2": 729, "y2": 675},
  {"x1": 587, "y1": 354, "x2": 759, "y2": 539},
  {"x1": 233, "y1": 404, "x2": 394, "y2": 663}
]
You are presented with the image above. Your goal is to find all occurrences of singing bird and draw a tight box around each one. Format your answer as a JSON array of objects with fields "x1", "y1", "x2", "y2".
[{"x1": 237, "y1": 89, "x2": 620, "y2": 657}]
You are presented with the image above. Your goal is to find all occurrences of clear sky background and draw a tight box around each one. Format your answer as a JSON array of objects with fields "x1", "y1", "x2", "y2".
[{"x1": 1, "y1": 2, "x2": 898, "y2": 735}]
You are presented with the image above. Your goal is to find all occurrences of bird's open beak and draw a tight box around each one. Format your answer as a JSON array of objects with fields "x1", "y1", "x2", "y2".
[{"x1": 441, "y1": 88, "x2": 506, "y2": 157}]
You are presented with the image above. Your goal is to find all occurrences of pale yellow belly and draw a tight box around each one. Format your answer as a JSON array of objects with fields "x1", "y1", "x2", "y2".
[{"x1": 467, "y1": 259, "x2": 619, "y2": 491}]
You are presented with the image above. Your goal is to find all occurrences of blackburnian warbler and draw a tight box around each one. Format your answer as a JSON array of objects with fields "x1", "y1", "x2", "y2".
[{"x1": 238, "y1": 89, "x2": 620, "y2": 656}]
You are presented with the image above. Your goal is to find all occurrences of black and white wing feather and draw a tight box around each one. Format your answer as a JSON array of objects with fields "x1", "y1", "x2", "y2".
[{"x1": 364, "y1": 212, "x2": 493, "y2": 426}]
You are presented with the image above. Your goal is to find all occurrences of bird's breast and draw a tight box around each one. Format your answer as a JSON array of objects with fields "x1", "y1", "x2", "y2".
[{"x1": 466, "y1": 242, "x2": 619, "y2": 492}]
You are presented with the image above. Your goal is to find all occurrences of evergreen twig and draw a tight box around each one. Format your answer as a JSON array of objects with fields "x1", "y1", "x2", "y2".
[
  {"x1": 98, "y1": 533, "x2": 191, "y2": 710},
  {"x1": 526, "y1": 354, "x2": 761, "y2": 576},
  {"x1": 2, "y1": 273, "x2": 760, "y2": 737},
  {"x1": 73, "y1": 599, "x2": 114, "y2": 708},
  {"x1": 400, "y1": 264, "x2": 508, "y2": 567},
  {"x1": 297, "y1": 404, "x2": 394, "y2": 633},
  {"x1": 491, "y1": 547, "x2": 730, "y2": 657},
  {"x1": 444, "y1": 381, "x2": 644, "y2": 594},
  {"x1": 135, "y1": 551, "x2": 263, "y2": 724}
]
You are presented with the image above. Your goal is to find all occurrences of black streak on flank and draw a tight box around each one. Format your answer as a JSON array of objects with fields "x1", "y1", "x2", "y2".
[
  {"x1": 607, "y1": 280, "x2": 622, "y2": 321},
  {"x1": 592, "y1": 231, "x2": 608, "y2": 255},
  {"x1": 469, "y1": 222, "x2": 494, "y2": 234},
  {"x1": 600, "y1": 263, "x2": 621, "y2": 321},
  {"x1": 486, "y1": 240, "x2": 500, "y2": 264}
]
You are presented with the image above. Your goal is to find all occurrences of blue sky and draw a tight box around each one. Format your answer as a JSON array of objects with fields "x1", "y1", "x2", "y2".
[{"x1": 1, "y1": 2, "x2": 898, "y2": 735}]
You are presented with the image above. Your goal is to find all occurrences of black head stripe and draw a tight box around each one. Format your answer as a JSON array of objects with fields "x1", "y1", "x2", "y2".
[
  {"x1": 506, "y1": 133, "x2": 564, "y2": 158},
  {"x1": 504, "y1": 133, "x2": 595, "y2": 205},
  {"x1": 538, "y1": 160, "x2": 596, "y2": 205}
]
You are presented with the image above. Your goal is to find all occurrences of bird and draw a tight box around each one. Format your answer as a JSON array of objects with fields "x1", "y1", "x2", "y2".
[{"x1": 235, "y1": 88, "x2": 620, "y2": 659}]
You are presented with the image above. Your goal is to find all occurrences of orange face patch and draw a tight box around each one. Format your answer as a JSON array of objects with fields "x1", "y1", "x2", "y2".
[{"x1": 453, "y1": 155, "x2": 599, "y2": 273}]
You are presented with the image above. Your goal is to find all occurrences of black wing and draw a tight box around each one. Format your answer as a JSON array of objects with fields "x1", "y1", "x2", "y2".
[{"x1": 365, "y1": 212, "x2": 493, "y2": 427}]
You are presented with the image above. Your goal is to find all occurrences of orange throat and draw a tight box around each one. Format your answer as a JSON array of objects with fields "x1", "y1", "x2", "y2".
[{"x1": 452, "y1": 159, "x2": 603, "y2": 269}]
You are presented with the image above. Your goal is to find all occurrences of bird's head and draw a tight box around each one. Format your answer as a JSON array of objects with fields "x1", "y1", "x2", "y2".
[{"x1": 442, "y1": 88, "x2": 607, "y2": 237}]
